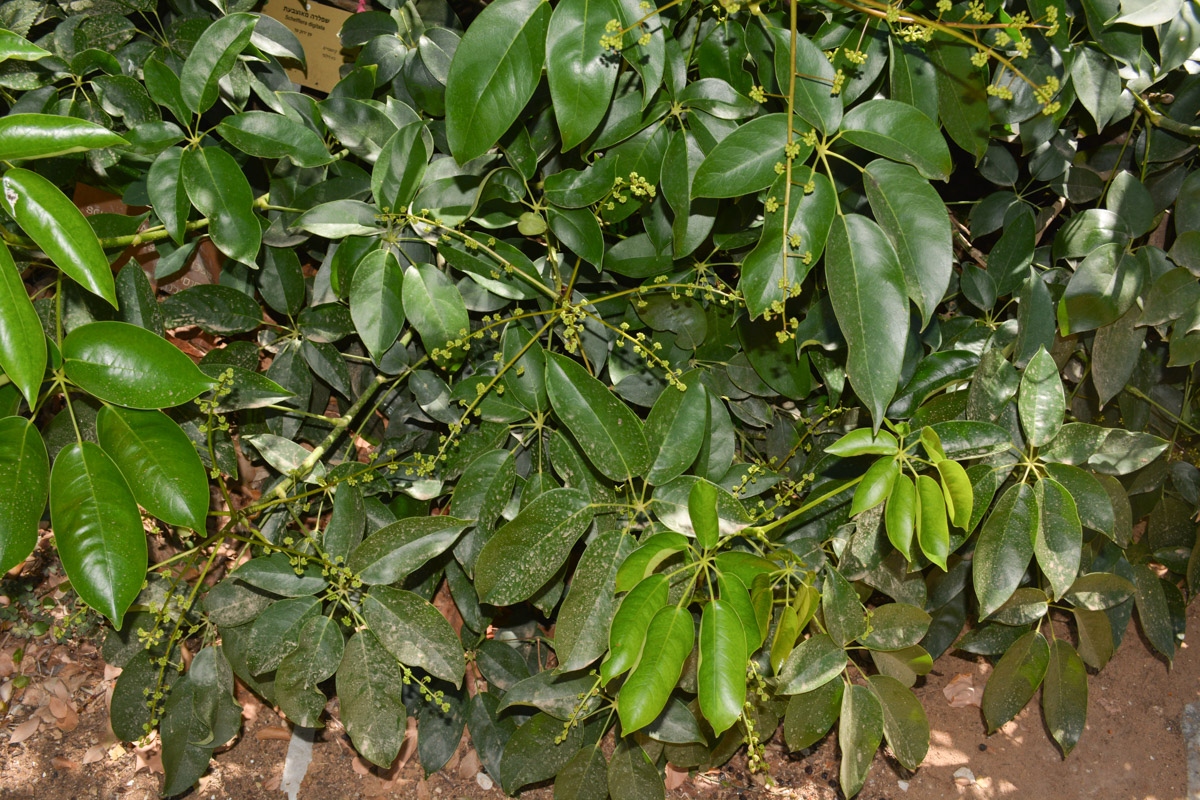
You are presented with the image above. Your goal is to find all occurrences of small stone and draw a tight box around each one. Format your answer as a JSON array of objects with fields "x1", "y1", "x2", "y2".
[
  {"x1": 953, "y1": 767, "x2": 976, "y2": 786},
  {"x1": 476, "y1": 772, "x2": 494, "y2": 791},
  {"x1": 897, "y1": 779, "x2": 909, "y2": 792}
]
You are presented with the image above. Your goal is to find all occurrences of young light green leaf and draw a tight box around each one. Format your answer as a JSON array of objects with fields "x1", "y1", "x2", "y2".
[
  {"x1": 63, "y1": 322, "x2": 215, "y2": 409},
  {"x1": 616, "y1": 605, "x2": 694, "y2": 734},
  {"x1": 602, "y1": 573, "x2": 669, "y2": 685},
  {"x1": 475, "y1": 488, "x2": 593, "y2": 605},
  {"x1": 885, "y1": 473, "x2": 916, "y2": 560},
  {"x1": 851, "y1": 457, "x2": 899, "y2": 516},
  {"x1": 698, "y1": 599, "x2": 746, "y2": 736},
  {"x1": 0, "y1": 168, "x2": 116, "y2": 307},
  {"x1": 546, "y1": 352, "x2": 651, "y2": 482},
  {"x1": 0, "y1": 240, "x2": 45, "y2": 406},
  {"x1": 445, "y1": 0, "x2": 550, "y2": 162},
  {"x1": 981, "y1": 630, "x2": 1049, "y2": 733},
  {"x1": 916, "y1": 474, "x2": 949, "y2": 570},
  {"x1": 0, "y1": 417, "x2": 48, "y2": 574},
  {"x1": 826, "y1": 214, "x2": 909, "y2": 428},
  {"x1": 936, "y1": 459, "x2": 973, "y2": 530},
  {"x1": 96, "y1": 406, "x2": 208, "y2": 531},
  {"x1": 826, "y1": 428, "x2": 900, "y2": 457},
  {"x1": 50, "y1": 442, "x2": 147, "y2": 629},
  {"x1": 688, "y1": 480, "x2": 719, "y2": 550}
]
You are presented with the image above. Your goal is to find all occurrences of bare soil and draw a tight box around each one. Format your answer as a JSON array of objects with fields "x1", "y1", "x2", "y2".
[{"x1": 1, "y1": 597, "x2": 1196, "y2": 800}]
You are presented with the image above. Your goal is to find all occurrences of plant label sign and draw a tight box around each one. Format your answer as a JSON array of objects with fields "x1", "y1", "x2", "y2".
[{"x1": 260, "y1": 0, "x2": 352, "y2": 93}]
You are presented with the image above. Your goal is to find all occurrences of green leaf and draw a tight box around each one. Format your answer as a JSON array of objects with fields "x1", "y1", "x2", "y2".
[
  {"x1": 1131, "y1": 564, "x2": 1175, "y2": 662},
  {"x1": 403, "y1": 263, "x2": 470, "y2": 371},
  {"x1": 292, "y1": 200, "x2": 383, "y2": 239},
  {"x1": 772, "y1": 29, "x2": 841, "y2": 134},
  {"x1": 475, "y1": 488, "x2": 593, "y2": 605},
  {"x1": 182, "y1": 146, "x2": 260, "y2": 266},
  {"x1": 823, "y1": 567, "x2": 867, "y2": 646},
  {"x1": 0, "y1": 240, "x2": 45, "y2": 405},
  {"x1": 231, "y1": 553, "x2": 326, "y2": 598},
  {"x1": 500, "y1": 323, "x2": 549, "y2": 412},
  {"x1": 49, "y1": 442, "x2": 146, "y2": 628},
  {"x1": 826, "y1": 214, "x2": 909, "y2": 428},
  {"x1": 850, "y1": 458, "x2": 897, "y2": 517},
  {"x1": 546, "y1": 0, "x2": 621, "y2": 149},
  {"x1": 163, "y1": 284, "x2": 262, "y2": 335},
  {"x1": 96, "y1": 406, "x2": 208, "y2": 531},
  {"x1": 1072, "y1": 46, "x2": 1122, "y2": 130},
  {"x1": 451, "y1": 449, "x2": 518, "y2": 571},
  {"x1": 1058, "y1": 243, "x2": 1146, "y2": 335},
  {"x1": 63, "y1": 321, "x2": 214, "y2": 409},
  {"x1": 973, "y1": 483, "x2": 1037, "y2": 617},
  {"x1": 839, "y1": 683, "x2": 883, "y2": 798},
  {"x1": 500, "y1": 712, "x2": 583, "y2": 794},
  {"x1": 928, "y1": 34, "x2": 989, "y2": 162},
  {"x1": 499, "y1": 670, "x2": 601, "y2": 719},
  {"x1": 777, "y1": 633, "x2": 846, "y2": 694},
  {"x1": 1063, "y1": 572, "x2": 1135, "y2": 610},
  {"x1": 373, "y1": 122, "x2": 428, "y2": 212},
  {"x1": 1018, "y1": 347, "x2": 1065, "y2": 447},
  {"x1": 693, "y1": 114, "x2": 795, "y2": 198},
  {"x1": 0, "y1": 417, "x2": 47, "y2": 574},
  {"x1": 445, "y1": 0, "x2": 550, "y2": 162},
  {"x1": 644, "y1": 380, "x2": 706, "y2": 485},
  {"x1": 179, "y1": 12, "x2": 256, "y2": 115},
  {"x1": 0, "y1": 168, "x2": 116, "y2": 307},
  {"x1": 783, "y1": 679, "x2": 843, "y2": 749},
  {"x1": 687, "y1": 480, "x2": 720, "y2": 550},
  {"x1": 1033, "y1": 478, "x2": 1082, "y2": 600},
  {"x1": 548, "y1": 206, "x2": 604, "y2": 267},
  {"x1": 147, "y1": 147, "x2": 189, "y2": 246},
  {"x1": 276, "y1": 615, "x2": 344, "y2": 727},
  {"x1": 1112, "y1": 0, "x2": 1183, "y2": 26},
  {"x1": 337, "y1": 630, "x2": 408, "y2": 767},
  {"x1": 546, "y1": 352, "x2": 650, "y2": 482},
  {"x1": 868, "y1": 674, "x2": 929, "y2": 770},
  {"x1": 915, "y1": 474, "x2": 949, "y2": 570},
  {"x1": 555, "y1": 745, "x2": 608, "y2": 800},
  {"x1": 981, "y1": 630, "x2": 1049, "y2": 733},
  {"x1": 862, "y1": 159, "x2": 952, "y2": 329},
  {"x1": 885, "y1": 473, "x2": 916, "y2": 560},
  {"x1": 556, "y1": 531, "x2": 634, "y2": 671},
  {"x1": 698, "y1": 599, "x2": 747, "y2": 736},
  {"x1": 617, "y1": 605, "x2": 694, "y2": 733},
  {"x1": 350, "y1": 249, "x2": 405, "y2": 362},
  {"x1": 217, "y1": 111, "x2": 331, "y2": 167},
  {"x1": 601, "y1": 573, "x2": 668, "y2": 685},
  {"x1": 842, "y1": 100, "x2": 951, "y2": 181},
  {"x1": 247, "y1": 596, "x2": 321, "y2": 675},
  {"x1": 363, "y1": 585, "x2": 466, "y2": 686},
  {"x1": 861, "y1": 603, "x2": 931, "y2": 651},
  {"x1": 607, "y1": 739, "x2": 664, "y2": 800},
  {"x1": 936, "y1": 459, "x2": 973, "y2": 530},
  {"x1": 0, "y1": 113, "x2": 126, "y2": 161},
  {"x1": 826, "y1": 428, "x2": 899, "y2": 457},
  {"x1": 348, "y1": 516, "x2": 471, "y2": 585},
  {"x1": 1042, "y1": 639, "x2": 1088, "y2": 757},
  {"x1": 0, "y1": 29, "x2": 50, "y2": 64}
]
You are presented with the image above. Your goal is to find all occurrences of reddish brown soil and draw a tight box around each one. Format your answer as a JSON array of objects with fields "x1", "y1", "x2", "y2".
[{"x1": 1, "y1": 601, "x2": 1196, "y2": 800}]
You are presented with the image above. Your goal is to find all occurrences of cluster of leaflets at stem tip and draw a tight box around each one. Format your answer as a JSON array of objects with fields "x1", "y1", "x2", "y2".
[{"x1": 0, "y1": 0, "x2": 1196, "y2": 796}]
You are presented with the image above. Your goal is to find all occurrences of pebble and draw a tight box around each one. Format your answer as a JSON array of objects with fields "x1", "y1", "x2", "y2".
[
  {"x1": 476, "y1": 772, "x2": 494, "y2": 791},
  {"x1": 953, "y1": 767, "x2": 976, "y2": 786},
  {"x1": 897, "y1": 779, "x2": 909, "y2": 792}
]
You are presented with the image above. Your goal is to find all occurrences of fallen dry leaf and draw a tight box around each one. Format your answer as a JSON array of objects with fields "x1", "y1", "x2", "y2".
[
  {"x1": 82, "y1": 745, "x2": 105, "y2": 765},
  {"x1": 665, "y1": 762, "x2": 689, "y2": 791},
  {"x1": 457, "y1": 747, "x2": 481, "y2": 780},
  {"x1": 256, "y1": 726, "x2": 292, "y2": 741},
  {"x1": 8, "y1": 716, "x2": 40, "y2": 744},
  {"x1": 50, "y1": 756, "x2": 80, "y2": 772},
  {"x1": 943, "y1": 672, "x2": 982, "y2": 708}
]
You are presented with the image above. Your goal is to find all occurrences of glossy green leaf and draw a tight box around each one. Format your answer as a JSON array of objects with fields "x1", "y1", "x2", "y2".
[
  {"x1": 915, "y1": 474, "x2": 949, "y2": 571},
  {"x1": 0, "y1": 29, "x2": 50, "y2": 64},
  {"x1": 0, "y1": 113, "x2": 126, "y2": 161},
  {"x1": 337, "y1": 630, "x2": 408, "y2": 767},
  {"x1": 772, "y1": 29, "x2": 841, "y2": 134},
  {"x1": 851, "y1": 458, "x2": 897, "y2": 516},
  {"x1": 350, "y1": 249, "x2": 405, "y2": 362},
  {"x1": 863, "y1": 159, "x2": 952, "y2": 329},
  {"x1": 49, "y1": 442, "x2": 146, "y2": 628},
  {"x1": 546, "y1": 352, "x2": 650, "y2": 481},
  {"x1": 0, "y1": 168, "x2": 116, "y2": 307},
  {"x1": 548, "y1": 206, "x2": 604, "y2": 267},
  {"x1": 928, "y1": 35, "x2": 989, "y2": 162},
  {"x1": 182, "y1": 146, "x2": 260, "y2": 266},
  {"x1": 839, "y1": 683, "x2": 883, "y2": 798},
  {"x1": 349, "y1": 516, "x2": 471, "y2": 585},
  {"x1": 147, "y1": 147, "x2": 189, "y2": 246},
  {"x1": 475, "y1": 488, "x2": 593, "y2": 605},
  {"x1": 885, "y1": 473, "x2": 916, "y2": 560},
  {"x1": 0, "y1": 240, "x2": 44, "y2": 405},
  {"x1": 1042, "y1": 639, "x2": 1087, "y2": 757},
  {"x1": 826, "y1": 214, "x2": 909, "y2": 428},
  {"x1": 96, "y1": 406, "x2": 208, "y2": 531},
  {"x1": 687, "y1": 479, "x2": 720, "y2": 550},
  {"x1": 1033, "y1": 478, "x2": 1082, "y2": 600},
  {"x1": 0, "y1": 417, "x2": 48, "y2": 574},
  {"x1": 868, "y1": 674, "x2": 929, "y2": 770},
  {"x1": 1018, "y1": 347, "x2": 1065, "y2": 447},
  {"x1": 1063, "y1": 572, "x2": 1135, "y2": 610},
  {"x1": 363, "y1": 585, "x2": 465, "y2": 686},
  {"x1": 445, "y1": 0, "x2": 550, "y2": 162},
  {"x1": 607, "y1": 739, "x2": 664, "y2": 800},
  {"x1": 842, "y1": 99, "x2": 951, "y2": 180},
  {"x1": 643, "y1": 380, "x2": 706, "y2": 485},
  {"x1": 546, "y1": 0, "x2": 621, "y2": 149},
  {"x1": 292, "y1": 200, "x2": 383, "y2": 239},
  {"x1": 693, "y1": 114, "x2": 794, "y2": 198},
  {"x1": 232, "y1": 553, "x2": 325, "y2": 598},
  {"x1": 63, "y1": 322, "x2": 214, "y2": 409},
  {"x1": 602, "y1": 573, "x2": 668, "y2": 684},
  {"x1": 373, "y1": 121, "x2": 428, "y2": 212},
  {"x1": 617, "y1": 605, "x2": 694, "y2": 733},
  {"x1": 403, "y1": 263, "x2": 470, "y2": 370},
  {"x1": 217, "y1": 111, "x2": 331, "y2": 167},
  {"x1": 982, "y1": 630, "x2": 1049, "y2": 733},
  {"x1": 179, "y1": 12, "x2": 256, "y2": 114},
  {"x1": 777, "y1": 633, "x2": 846, "y2": 694},
  {"x1": 698, "y1": 599, "x2": 746, "y2": 736},
  {"x1": 973, "y1": 483, "x2": 1037, "y2": 617},
  {"x1": 826, "y1": 428, "x2": 900, "y2": 457}
]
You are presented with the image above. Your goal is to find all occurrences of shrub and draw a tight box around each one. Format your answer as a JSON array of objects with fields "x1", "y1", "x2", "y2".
[{"x1": 0, "y1": 0, "x2": 1197, "y2": 796}]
